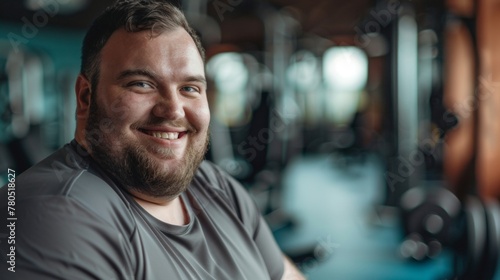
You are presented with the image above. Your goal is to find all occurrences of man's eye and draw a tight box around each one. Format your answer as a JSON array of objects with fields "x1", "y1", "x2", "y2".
[
  {"x1": 181, "y1": 86, "x2": 199, "y2": 93},
  {"x1": 129, "y1": 81, "x2": 153, "y2": 89}
]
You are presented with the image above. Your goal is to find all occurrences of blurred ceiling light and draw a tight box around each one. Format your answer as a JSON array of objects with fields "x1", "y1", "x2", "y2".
[
  {"x1": 24, "y1": 0, "x2": 89, "y2": 15},
  {"x1": 323, "y1": 46, "x2": 368, "y2": 92},
  {"x1": 286, "y1": 50, "x2": 320, "y2": 92},
  {"x1": 206, "y1": 52, "x2": 249, "y2": 93},
  {"x1": 206, "y1": 52, "x2": 251, "y2": 126}
]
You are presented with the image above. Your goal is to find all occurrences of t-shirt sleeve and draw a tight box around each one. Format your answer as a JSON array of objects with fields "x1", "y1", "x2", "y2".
[
  {"x1": 0, "y1": 196, "x2": 135, "y2": 280},
  {"x1": 210, "y1": 164, "x2": 285, "y2": 280}
]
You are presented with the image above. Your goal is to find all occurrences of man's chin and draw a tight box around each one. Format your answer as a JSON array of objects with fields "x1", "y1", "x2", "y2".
[
  {"x1": 147, "y1": 146, "x2": 184, "y2": 160},
  {"x1": 150, "y1": 152, "x2": 180, "y2": 162}
]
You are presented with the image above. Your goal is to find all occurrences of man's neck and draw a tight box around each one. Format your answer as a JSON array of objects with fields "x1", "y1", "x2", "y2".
[{"x1": 132, "y1": 193, "x2": 189, "y2": 226}]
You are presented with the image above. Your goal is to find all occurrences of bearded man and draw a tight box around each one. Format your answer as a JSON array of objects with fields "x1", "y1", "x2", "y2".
[{"x1": 0, "y1": 1, "x2": 304, "y2": 279}]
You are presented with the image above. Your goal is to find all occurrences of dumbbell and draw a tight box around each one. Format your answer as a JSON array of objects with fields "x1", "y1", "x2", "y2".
[
  {"x1": 451, "y1": 197, "x2": 499, "y2": 280},
  {"x1": 399, "y1": 186, "x2": 462, "y2": 261},
  {"x1": 399, "y1": 185, "x2": 500, "y2": 278}
]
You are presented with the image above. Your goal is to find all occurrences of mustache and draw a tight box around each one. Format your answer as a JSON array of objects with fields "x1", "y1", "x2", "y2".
[{"x1": 131, "y1": 116, "x2": 197, "y2": 133}]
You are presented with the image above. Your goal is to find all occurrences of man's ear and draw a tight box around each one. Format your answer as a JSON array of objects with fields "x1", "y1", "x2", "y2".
[{"x1": 75, "y1": 74, "x2": 92, "y2": 120}]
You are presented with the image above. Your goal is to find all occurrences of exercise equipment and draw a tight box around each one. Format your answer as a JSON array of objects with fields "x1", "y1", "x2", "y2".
[
  {"x1": 399, "y1": 186, "x2": 462, "y2": 261},
  {"x1": 195, "y1": 0, "x2": 327, "y2": 269},
  {"x1": 0, "y1": 42, "x2": 56, "y2": 172},
  {"x1": 400, "y1": 187, "x2": 500, "y2": 279},
  {"x1": 451, "y1": 197, "x2": 499, "y2": 280}
]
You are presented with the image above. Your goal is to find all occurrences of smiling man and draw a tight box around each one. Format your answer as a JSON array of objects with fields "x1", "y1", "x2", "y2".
[
  {"x1": 0, "y1": 0, "x2": 304, "y2": 279},
  {"x1": 81, "y1": 27, "x2": 210, "y2": 220}
]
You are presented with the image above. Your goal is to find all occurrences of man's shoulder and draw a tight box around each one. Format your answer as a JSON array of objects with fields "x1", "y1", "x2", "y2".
[
  {"x1": 0, "y1": 142, "x2": 135, "y2": 231},
  {"x1": 191, "y1": 160, "x2": 254, "y2": 214},
  {"x1": 0, "y1": 142, "x2": 137, "y2": 279},
  {"x1": 7, "y1": 142, "x2": 91, "y2": 197},
  {"x1": 193, "y1": 160, "x2": 235, "y2": 193},
  {"x1": 195, "y1": 160, "x2": 223, "y2": 183}
]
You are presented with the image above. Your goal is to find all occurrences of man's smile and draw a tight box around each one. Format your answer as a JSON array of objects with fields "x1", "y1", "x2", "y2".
[
  {"x1": 141, "y1": 130, "x2": 188, "y2": 140},
  {"x1": 138, "y1": 126, "x2": 189, "y2": 142}
]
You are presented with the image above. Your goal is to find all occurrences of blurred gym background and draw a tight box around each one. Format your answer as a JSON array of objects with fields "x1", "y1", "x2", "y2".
[{"x1": 1, "y1": 0, "x2": 500, "y2": 279}]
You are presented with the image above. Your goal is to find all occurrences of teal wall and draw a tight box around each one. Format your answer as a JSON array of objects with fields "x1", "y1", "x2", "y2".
[
  {"x1": 1, "y1": 21, "x2": 86, "y2": 148},
  {"x1": 0, "y1": 21, "x2": 85, "y2": 69}
]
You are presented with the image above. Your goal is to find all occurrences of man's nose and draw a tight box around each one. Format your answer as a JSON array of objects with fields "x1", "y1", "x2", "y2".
[{"x1": 152, "y1": 91, "x2": 185, "y2": 120}]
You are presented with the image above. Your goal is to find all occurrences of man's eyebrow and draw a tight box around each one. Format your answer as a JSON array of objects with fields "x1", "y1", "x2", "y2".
[
  {"x1": 116, "y1": 69, "x2": 159, "y2": 81},
  {"x1": 117, "y1": 70, "x2": 206, "y2": 86},
  {"x1": 184, "y1": 75, "x2": 207, "y2": 86}
]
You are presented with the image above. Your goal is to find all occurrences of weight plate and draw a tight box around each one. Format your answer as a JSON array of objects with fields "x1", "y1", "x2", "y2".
[
  {"x1": 484, "y1": 199, "x2": 500, "y2": 279},
  {"x1": 457, "y1": 196, "x2": 487, "y2": 279}
]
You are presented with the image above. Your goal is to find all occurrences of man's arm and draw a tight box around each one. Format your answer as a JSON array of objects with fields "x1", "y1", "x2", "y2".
[{"x1": 281, "y1": 255, "x2": 306, "y2": 280}]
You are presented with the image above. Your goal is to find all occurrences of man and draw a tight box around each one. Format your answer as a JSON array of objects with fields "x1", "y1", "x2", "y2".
[{"x1": 0, "y1": 0, "x2": 305, "y2": 279}]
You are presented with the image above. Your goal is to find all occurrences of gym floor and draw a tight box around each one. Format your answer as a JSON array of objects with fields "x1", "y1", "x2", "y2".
[{"x1": 272, "y1": 153, "x2": 492, "y2": 280}]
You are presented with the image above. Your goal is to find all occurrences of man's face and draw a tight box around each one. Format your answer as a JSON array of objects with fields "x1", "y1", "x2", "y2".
[{"x1": 84, "y1": 28, "x2": 210, "y2": 199}]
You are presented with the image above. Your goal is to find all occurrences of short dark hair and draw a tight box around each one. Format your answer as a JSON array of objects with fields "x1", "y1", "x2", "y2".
[{"x1": 80, "y1": 0, "x2": 205, "y2": 92}]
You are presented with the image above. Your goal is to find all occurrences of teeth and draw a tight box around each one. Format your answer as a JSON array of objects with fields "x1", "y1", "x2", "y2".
[{"x1": 150, "y1": 131, "x2": 179, "y2": 140}]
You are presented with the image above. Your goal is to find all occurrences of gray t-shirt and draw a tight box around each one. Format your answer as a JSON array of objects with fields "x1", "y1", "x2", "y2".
[{"x1": 0, "y1": 141, "x2": 284, "y2": 279}]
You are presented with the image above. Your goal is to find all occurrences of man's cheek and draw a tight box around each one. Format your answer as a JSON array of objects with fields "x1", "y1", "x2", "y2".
[
  {"x1": 98, "y1": 117, "x2": 116, "y2": 134},
  {"x1": 196, "y1": 106, "x2": 211, "y2": 129},
  {"x1": 110, "y1": 98, "x2": 131, "y2": 121}
]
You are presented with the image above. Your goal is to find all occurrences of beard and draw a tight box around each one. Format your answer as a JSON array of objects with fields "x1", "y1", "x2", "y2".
[{"x1": 85, "y1": 94, "x2": 209, "y2": 199}]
